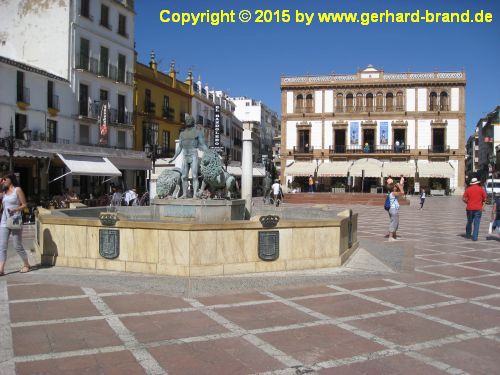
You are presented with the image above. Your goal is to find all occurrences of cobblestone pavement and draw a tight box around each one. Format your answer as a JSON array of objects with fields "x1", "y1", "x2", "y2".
[{"x1": 1, "y1": 197, "x2": 499, "y2": 374}]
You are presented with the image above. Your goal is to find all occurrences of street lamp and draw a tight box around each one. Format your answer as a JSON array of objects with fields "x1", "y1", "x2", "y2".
[
  {"x1": 489, "y1": 154, "x2": 496, "y2": 201},
  {"x1": 0, "y1": 118, "x2": 32, "y2": 172},
  {"x1": 144, "y1": 142, "x2": 160, "y2": 174}
]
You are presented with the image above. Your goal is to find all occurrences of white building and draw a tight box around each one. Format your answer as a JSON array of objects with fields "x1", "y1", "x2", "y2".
[
  {"x1": 0, "y1": 0, "x2": 146, "y2": 196},
  {"x1": 191, "y1": 81, "x2": 243, "y2": 162},
  {"x1": 475, "y1": 106, "x2": 499, "y2": 178},
  {"x1": 280, "y1": 65, "x2": 466, "y2": 194},
  {"x1": 229, "y1": 96, "x2": 280, "y2": 161}
]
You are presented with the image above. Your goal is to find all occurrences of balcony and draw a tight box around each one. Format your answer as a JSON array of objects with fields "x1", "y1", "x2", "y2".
[
  {"x1": 77, "y1": 56, "x2": 132, "y2": 85},
  {"x1": 143, "y1": 101, "x2": 156, "y2": 115},
  {"x1": 48, "y1": 95, "x2": 60, "y2": 111},
  {"x1": 110, "y1": 109, "x2": 133, "y2": 126},
  {"x1": 428, "y1": 145, "x2": 450, "y2": 153},
  {"x1": 78, "y1": 101, "x2": 99, "y2": 119},
  {"x1": 293, "y1": 146, "x2": 314, "y2": 154},
  {"x1": 162, "y1": 106, "x2": 175, "y2": 121},
  {"x1": 16, "y1": 87, "x2": 30, "y2": 107},
  {"x1": 429, "y1": 103, "x2": 450, "y2": 112},
  {"x1": 294, "y1": 106, "x2": 314, "y2": 114},
  {"x1": 329, "y1": 144, "x2": 410, "y2": 154}
]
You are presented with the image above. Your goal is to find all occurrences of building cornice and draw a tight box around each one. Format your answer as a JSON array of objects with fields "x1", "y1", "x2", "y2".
[{"x1": 0, "y1": 56, "x2": 69, "y2": 83}]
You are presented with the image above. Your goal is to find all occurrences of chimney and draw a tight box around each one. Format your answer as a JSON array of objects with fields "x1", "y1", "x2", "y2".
[{"x1": 185, "y1": 69, "x2": 194, "y2": 95}]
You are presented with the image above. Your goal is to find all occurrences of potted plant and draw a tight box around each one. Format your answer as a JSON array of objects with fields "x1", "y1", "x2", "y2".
[
  {"x1": 332, "y1": 181, "x2": 346, "y2": 193},
  {"x1": 430, "y1": 181, "x2": 445, "y2": 196}
]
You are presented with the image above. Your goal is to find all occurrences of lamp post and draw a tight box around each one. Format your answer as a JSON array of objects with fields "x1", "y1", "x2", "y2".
[
  {"x1": 0, "y1": 118, "x2": 32, "y2": 173},
  {"x1": 489, "y1": 154, "x2": 496, "y2": 201},
  {"x1": 144, "y1": 142, "x2": 160, "y2": 174}
]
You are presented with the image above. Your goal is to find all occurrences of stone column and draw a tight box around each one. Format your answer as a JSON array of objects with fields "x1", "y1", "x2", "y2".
[{"x1": 242, "y1": 129, "x2": 253, "y2": 218}]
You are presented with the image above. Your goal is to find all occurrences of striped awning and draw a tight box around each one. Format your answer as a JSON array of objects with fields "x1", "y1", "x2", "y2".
[
  {"x1": 317, "y1": 161, "x2": 351, "y2": 177},
  {"x1": 285, "y1": 162, "x2": 315, "y2": 177},
  {"x1": 382, "y1": 161, "x2": 416, "y2": 177},
  {"x1": 349, "y1": 158, "x2": 383, "y2": 178},
  {"x1": 417, "y1": 161, "x2": 455, "y2": 178},
  {"x1": 0, "y1": 149, "x2": 51, "y2": 159}
]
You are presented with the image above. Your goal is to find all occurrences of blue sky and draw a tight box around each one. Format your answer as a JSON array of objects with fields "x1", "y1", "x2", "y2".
[{"x1": 135, "y1": 0, "x2": 500, "y2": 137}]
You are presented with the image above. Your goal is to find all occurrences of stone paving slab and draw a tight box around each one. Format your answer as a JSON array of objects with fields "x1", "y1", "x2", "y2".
[{"x1": 0, "y1": 197, "x2": 499, "y2": 374}]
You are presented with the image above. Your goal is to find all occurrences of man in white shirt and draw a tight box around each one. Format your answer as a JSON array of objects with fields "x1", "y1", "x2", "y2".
[{"x1": 271, "y1": 180, "x2": 283, "y2": 205}]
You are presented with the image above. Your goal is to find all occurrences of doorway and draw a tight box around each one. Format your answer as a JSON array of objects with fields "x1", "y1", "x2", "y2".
[
  {"x1": 432, "y1": 128, "x2": 446, "y2": 152},
  {"x1": 298, "y1": 129, "x2": 310, "y2": 153},
  {"x1": 334, "y1": 129, "x2": 346, "y2": 153},
  {"x1": 362, "y1": 129, "x2": 375, "y2": 152},
  {"x1": 393, "y1": 128, "x2": 406, "y2": 152}
]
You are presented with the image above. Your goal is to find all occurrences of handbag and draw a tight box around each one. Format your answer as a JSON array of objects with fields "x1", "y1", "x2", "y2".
[{"x1": 6, "y1": 212, "x2": 22, "y2": 230}]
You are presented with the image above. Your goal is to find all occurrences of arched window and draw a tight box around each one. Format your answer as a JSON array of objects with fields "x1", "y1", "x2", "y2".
[
  {"x1": 376, "y1": 92, "x2": 384, "y2": 111},
  {"x1": 305, "y1": 94, "x2": 313, "y2": 112},
  {"x1": 429, "y1": 92, "x2": 438, "y2": 111},
  {"x1": 396, "y1": 91, "x2": 404, "y2": 111},
  {"x1": 386, "y1": 92, "x2": 394, "y2": 111},
  {"x1": 440, "y1": 91, "x2": 448, "y2": 111},
  {"x1": 366, "y1": 93, "x2": 374, "y2": 112},
  {"x1": 296, "y1": 94, "x2": 303, "y2": 111},
  {"x1": 356, "y1": 93, "x2": 363, "y2": 112},
  {"x1": 346, "y1": 93, "x2": 354, "y2": 112},
  {"x1": 336, "y1": 93, "x2": 343, "y2": 112}
]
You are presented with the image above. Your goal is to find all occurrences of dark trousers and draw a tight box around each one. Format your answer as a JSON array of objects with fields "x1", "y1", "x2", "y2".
[
  {"x1": 466, "y1": 210, "x2": 482, "y2": 241},
  {"x1": 308, "y1": 185, "x2": 314, "y2": 193},
  {"x1": 420, "y1": 198, "x2": 425, "y2": 209}
]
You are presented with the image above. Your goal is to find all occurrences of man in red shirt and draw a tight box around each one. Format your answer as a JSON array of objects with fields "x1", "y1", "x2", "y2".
[{"x1": 463, "y1": 178, "x2": 487, "y2": 241}]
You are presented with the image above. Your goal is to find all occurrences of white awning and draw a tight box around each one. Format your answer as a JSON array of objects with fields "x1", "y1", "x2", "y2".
[
  {"x1": 252, "y1": 167, "x2": 266, "y2": 177},
  {"x1": 349, "y1": 158, "x2": 383, "y2": 177},
  {"x1": 382, "y1": 161, "x2": 416, "y2": 177},
  {"x1": 51, "y1": 153, "x2": 122, "y2": 183},
  {"x1": 417, "y1": 161, "x2": 455, "y2": 178},
  {"x1": 227, "y1": 165, "x2": 242, "y2": 176},
  {"x1": 317, "y1": 161, "x2": 351, "y2": 177},
  {"x1": 286, "y1": 162, "x2": 315, "y2": 177},
  {"x1": 108, "y1": 157, "x2": 151, "y2": 171}
]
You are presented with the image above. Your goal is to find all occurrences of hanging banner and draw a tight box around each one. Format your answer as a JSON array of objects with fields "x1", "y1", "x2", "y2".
[
  {"x1": 99, "y1": 101, "x2": 109, "y2": 145},
  {"x1": 211, "y1": 104, "x2": 224, "y2": 153},
  {"x1": 379, "y1": 121, "x2": 388, "y2": 145},
  {"x1": 350, "y1": 122, "x2": 359, "y2": 145}
]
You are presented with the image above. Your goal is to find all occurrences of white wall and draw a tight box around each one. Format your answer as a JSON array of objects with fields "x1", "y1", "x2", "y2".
[
  {"x1": 451, "y1": 87, "x2": 460, "y2": 111},
  {"x1": 446, "y1": 119, "x2": 459, "y2": 149},
  {"x1": 407, "y1": 120, "x2": 416, "y2": 149},
  {"x1": 417, "y1": 88, "x2": 427, "y2": 112},
  {"x1": 324, "y1": 121, "x2": 333, "y2": 148},
  {"x1": 406, "y1": 88, "x2": 415, "y2": 112},
  {"x1": 285, "y1": 121, "x2": 297, "y2": 149},
  {"x1": 418, "y1": 120, "x2": 431, "y2": 149},
  {"x1": 310, "y1": 121, "x2": 322, "y2": 148},
  {"x1": 314, "y1": 90, "x2": 322, "y2": 114},
  {"x1": 324, "y1": 90, "x2": 333, "y2": 113},
  {"x1": 0, "y1": 0, "x2": 70, "y2": 79},
  {"x1": 0, "y1": 60, "x2": 75, "y2": 143},
  {"x1": 449, "y1": 159, "x2": 458, "y2": 190},
  {"x1": 286, "y1": 91, "x2": 293, "y2": 114}
]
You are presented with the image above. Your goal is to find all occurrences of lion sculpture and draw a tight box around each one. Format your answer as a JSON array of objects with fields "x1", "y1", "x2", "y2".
[
  {"x1": 198, "y1": 150, "x2": 239, "y2": 199},
  {"x1": 156, "y1": 168, "x2": 182, "y2": 198}
]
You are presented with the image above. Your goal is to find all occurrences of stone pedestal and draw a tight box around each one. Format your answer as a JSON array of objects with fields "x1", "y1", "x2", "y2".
[{"x1": 152, "y1": 198, "x2": 246, "y2": 223}]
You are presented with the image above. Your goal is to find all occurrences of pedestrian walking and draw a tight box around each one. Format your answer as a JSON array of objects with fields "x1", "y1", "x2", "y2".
[
  {"x1": 462, "y1": 177, "x2": 487, "y2": 241},
  {"x1": 308, "y1": 175, "x2": 314, "y2": 193},
  {"x1": 419, "y1": 188, "x2": 426, "y2": 210},
  {"x1": 387, "y1": 183, "x2": 404, "y2": 241},
  {"x1": 0, "y1": 174, "x2": 31, "y2": 276}
]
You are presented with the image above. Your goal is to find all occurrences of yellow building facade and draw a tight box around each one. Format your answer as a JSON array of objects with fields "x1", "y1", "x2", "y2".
[{"x1": 134, "y1": 52, "x2": 192, "y2": 156}]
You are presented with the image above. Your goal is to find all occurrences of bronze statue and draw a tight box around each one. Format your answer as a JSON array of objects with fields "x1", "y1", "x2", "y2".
[{"x1": 169, "y1": 115, "x2": 208, "y2": 198}]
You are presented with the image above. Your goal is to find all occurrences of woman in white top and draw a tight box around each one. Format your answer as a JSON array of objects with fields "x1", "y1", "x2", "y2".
[
  {"x1": 388, "y1": 183, "x2": 404, "y2": 242},
  {"x1": 0, "y1": 174, "x2": 30, "y2": 275}
]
